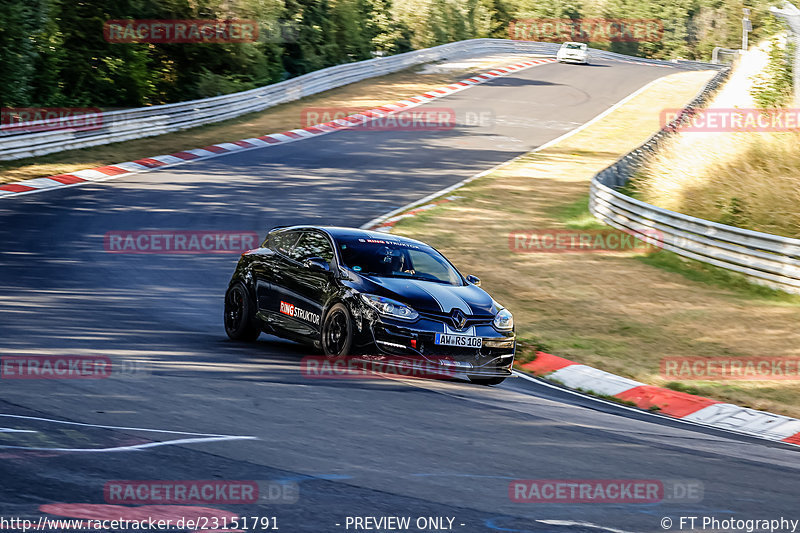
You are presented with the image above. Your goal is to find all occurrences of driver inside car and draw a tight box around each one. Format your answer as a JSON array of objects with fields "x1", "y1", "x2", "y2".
[{"x1": 380, "y1": 247, "x2": 415, "y2": 275}]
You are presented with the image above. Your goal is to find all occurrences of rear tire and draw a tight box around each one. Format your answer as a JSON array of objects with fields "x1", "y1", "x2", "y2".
[
  {"x1": 469, "y1": 376, "x2": 507, "y2": 386},
  {"x1": 224, "y1": 281, "x2": 261, "y2": 341},
  {"x1": 321, "y1": 303, "x2": 353, "y2": 357}
]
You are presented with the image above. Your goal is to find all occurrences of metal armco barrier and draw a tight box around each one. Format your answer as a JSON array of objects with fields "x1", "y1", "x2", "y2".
[
  {"x1": 0, "y1": 39, "x2": 719, "y2": 161},
  {"x1": 589, "y1": 67, "x2": 800, "y2": 294}
]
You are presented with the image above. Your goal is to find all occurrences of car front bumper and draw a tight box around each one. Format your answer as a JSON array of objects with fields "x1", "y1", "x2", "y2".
[
  {"x1": 359, "y1": 315, "x2": 516, "y2": 378},
  {"x1": 557, "y1": 54, "x2": 587, "y2": 63}
]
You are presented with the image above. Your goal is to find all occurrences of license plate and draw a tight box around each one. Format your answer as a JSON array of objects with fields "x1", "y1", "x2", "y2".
[{"x1": 434, "y1": 333, "x2": 482, "y2": 348}]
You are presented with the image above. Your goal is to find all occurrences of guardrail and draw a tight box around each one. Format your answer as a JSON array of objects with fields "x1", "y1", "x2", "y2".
[
  {"x1": 589, "y1": 67, "x2": 800, "y2": 294},
  {"x1": 712, "y1": 46, "x2": 742, "y2": 64},
  {"x1": 0, "y1": 39, "x2": 720, "y2": 161}
]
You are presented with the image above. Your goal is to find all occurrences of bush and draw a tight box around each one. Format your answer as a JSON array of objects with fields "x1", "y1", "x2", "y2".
[{"x1": 751, "y1": 38, "x2": 794, "y2": 108}]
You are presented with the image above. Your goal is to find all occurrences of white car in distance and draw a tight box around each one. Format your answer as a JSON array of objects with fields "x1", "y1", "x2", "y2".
[{"x1": 556, "y1": 42, "x2": 589, "y2": 64}]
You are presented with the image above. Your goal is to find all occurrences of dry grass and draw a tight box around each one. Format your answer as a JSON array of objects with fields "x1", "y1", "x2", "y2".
[
  {"x1": 634, "y1": 130, "x2": 800, "y2": 238},
  {"x1": 0, "y1": 54, "x2": 537, "y2": 185},
  {"x1": 390, "y1": 68, "x2": 800, "y2": 418},
  {"x1": 633, "y1": 39, "x2": 800, "y2": 239}
]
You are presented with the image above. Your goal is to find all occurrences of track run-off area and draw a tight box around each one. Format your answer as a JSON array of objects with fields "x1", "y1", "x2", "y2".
[{"x1": 0, "y1": 56, "x2": 798, "y2": 533}]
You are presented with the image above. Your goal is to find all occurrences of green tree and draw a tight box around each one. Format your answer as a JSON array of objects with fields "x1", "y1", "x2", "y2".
[
  {"x1": 751, "y1": 38, "x2": 794, "y2": 108},
  {"x1": 0, "y1": 0, "x2": 48, "y2": 107},
  {"x1": 513, "y1": 0, "x2": 582, "y2": 19},
  {"x1": 281, "y1": 0, "x2": 341, "y2": 76},
  {"x1": 330, "y1": 0, "x2": 372, "y2": 60},
  {"x1": 484, "y1": 0, "x2": 517, "y2": 39},
  {"x1": 363, "y1": 0, "x2": 410, "y2": 54},
  {"x1": 43, "y1": 0, "x2": 156, "y2": 106}
]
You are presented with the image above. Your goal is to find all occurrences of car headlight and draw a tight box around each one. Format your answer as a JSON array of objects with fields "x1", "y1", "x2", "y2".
[
  {"x1": 493, "y1": 308, "x2": 513, "y2": 330},
  {"x1": 361, "y1": 294, "x2": 419, "y2": 321}
]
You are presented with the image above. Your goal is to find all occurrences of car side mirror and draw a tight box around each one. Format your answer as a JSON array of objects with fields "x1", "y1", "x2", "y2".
[
  {"x1": 466, "y1": 274, "x2": 481, "y2": 287},
  {"x1": 304, "y1": 257, "x2": 331, "y2": 273}
]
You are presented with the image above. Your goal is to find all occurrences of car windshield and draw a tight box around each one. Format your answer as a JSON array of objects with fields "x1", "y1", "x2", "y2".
[
  {"x1": 565, "y1": 43, "x2": 585, "y2": 49},
  {"x1": 337, "y1": 236, "x2": 462, "y2": 285}
]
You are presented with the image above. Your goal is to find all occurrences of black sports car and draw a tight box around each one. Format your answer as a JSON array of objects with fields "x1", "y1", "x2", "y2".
[{"x1": 224, "y1": 226, "x2": 515, "y2": 385}]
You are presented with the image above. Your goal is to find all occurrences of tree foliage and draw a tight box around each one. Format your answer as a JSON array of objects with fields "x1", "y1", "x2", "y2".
[
  {"x1": 751, "y1": 38, "x2": 794, "y2": 108},
  {"x1": 0, "y1": 0, "x2": 785, "y2": 107}
]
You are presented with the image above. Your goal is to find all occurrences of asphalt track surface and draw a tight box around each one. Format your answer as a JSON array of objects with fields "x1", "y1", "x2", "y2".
[{"x1": 0, "y1": 57, "x2": 798, "y2": 533}]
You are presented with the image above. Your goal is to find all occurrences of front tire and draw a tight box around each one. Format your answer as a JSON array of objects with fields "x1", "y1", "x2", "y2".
[
  {"x1": 321, "y1": 303, "x2": 353, "y2": 357},
  {"x1": 224, "y1": 281, "x2": 261, "y2": 341}
]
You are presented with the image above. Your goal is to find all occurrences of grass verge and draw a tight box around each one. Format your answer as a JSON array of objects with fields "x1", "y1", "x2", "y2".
[
  {"x1": 633, "y1": 131, "x2": 800, "y2": 239},
  {"x1": 389, "y1": 68, "x2": 800, "y2": 418},
  {"x1": 559, "y1": 198, "x2": 800, "y2": 303}
]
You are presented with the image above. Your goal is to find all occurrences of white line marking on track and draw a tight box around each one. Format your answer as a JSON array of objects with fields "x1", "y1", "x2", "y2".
[
  {"x1": 0, "y1": 435, "x2": 256, "y2": 453},
  {"x1": 0, "y1": 412, "x2": 247, "y2": 436},
  {"x1": 536, "y1": 519, "x2": 638, "y2": 533},
  {"x1": 513, "y1": 371, "x2": 800, "y2": 448},
  {"x1": 0, "y1": 413, "x2": 256, "y2": 452}
]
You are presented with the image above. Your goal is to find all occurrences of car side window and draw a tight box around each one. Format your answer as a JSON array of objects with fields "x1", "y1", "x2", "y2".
[
  {"x1": 269, "y1": 231, "x2": 300, "y2": 256},
  {"x1": 289, "y1": 232, "x2": 335, "y2": 264}
]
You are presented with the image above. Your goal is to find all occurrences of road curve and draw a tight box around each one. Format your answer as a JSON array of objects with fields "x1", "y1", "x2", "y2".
[{"x1": 0, "y1": 57, "x2": 797, "y2": 533}]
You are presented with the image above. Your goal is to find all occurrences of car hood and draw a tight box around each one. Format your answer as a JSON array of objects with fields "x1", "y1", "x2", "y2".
[{"x1": 359, "y1": 275, "x2": 497, "y2": 316}]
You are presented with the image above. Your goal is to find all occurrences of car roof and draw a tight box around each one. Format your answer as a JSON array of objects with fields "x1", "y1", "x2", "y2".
[
  {"x1": 562, "y1": 41, "x2": 586, "y2": 46},
  {"x1": 271, "y1": 225, "x2": 433, "y2": 248}
]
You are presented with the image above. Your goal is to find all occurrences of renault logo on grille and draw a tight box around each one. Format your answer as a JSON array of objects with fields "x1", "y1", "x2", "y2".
[{"x1": 450, "y1": 309, "x2": 467, "y2": 330}]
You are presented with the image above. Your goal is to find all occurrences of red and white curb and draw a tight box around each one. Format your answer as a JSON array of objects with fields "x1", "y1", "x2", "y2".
[
  {"x1": 517, "y1": 352, "x2": 800, "y2": 447},
  {"x1": 0, "y1": 57, "x2": 557, "y2": 200}
]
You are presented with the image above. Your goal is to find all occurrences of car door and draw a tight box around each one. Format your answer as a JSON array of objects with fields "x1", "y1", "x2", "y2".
[
  {"x1": 270, "y1": 230, "x2": 336, "y2": 338},
  {"x1": 253, "y1": 230, "x2": 300, "y2": 328}
]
